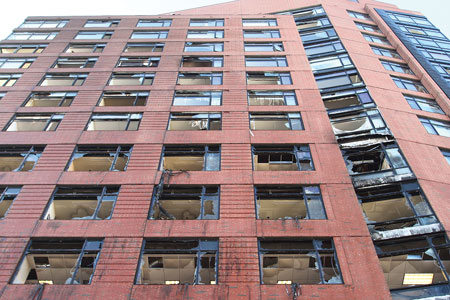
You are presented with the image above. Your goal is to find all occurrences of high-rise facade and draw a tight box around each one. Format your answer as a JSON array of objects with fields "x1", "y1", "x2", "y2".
[{"x1": 0, "y1": 0, "x2": 449, "y2": 299}]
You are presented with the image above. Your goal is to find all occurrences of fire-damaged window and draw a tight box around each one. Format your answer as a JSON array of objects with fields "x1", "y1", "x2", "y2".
[
  {"x1": 247, "y1": 90, "x2": 297, "y2": 106},
  {"x1": 181, "y1": 56, "x2": 223, "y2": 68},
  {"x1": 315, "y1": 70, "x2": 363, "y2": 92},
  {"x1": 252, "y1": 145, "x2": 314, "y2": 171},
  {"x1": 249, "y1": 112, "x2": 303, "y2": 130},
  {"x1": 322, "y1": 88, "x2": 374, "y2": 112},
  {"x1": 160, "y1": 145, "x2": 220, "y2": 171},
  {"x1": 149, "y1": 185, "x2": 219, "y2": 220},
  {"x1": 376, "y1": 233, "x2": 450, "y2": 297},
  {"x1": 43, "y1": 186, "x2": 119, "y2": 220},
  {"x1": 97, "y1": 91, "x2": 148, "y2": 106},
  {"x1": 12, "y1": 239, "x2": 103, "y2": 285},
  {"x1": 0, "y1": 145, "x2": 44, "y2": 172},
  {"x1": 0, "y1": 186, "x2": 21, "y2": 218},
  {"x1": 255, "y1": 185, "x2": 326, "y2": 220},
  {"x1": 136, "y1": 239, "x2": 218, "y2": 285},
  {"x1": 66, "y1": 145, "x2": 132, "y2": 171},
  {"x1": 168, "y1": 113, "x2": 221, "y2": 130},
  {"x1": 4, "y1": 113, "x2": 64, "y2": 131},
  {"x1": 246, "y1": 72, "x2": 292, "y2": 85},
  {"x1": 116, "y1": 56, "x2": 160, "y2": 68},
  {"x1": 329, "y1": 109, "x2": 387, "y2": 136},
  {"x1": 259, "y1": 239, "x2": 343, "y2": 284},
  {"x1": 85, "y1": 113, "x2": 142, "y2": 131}
]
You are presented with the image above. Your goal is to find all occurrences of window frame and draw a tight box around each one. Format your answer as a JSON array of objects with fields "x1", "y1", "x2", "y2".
[
  {"x1": 189, "y1": 19, "x2": 224, "y2": 27},
  {"x1": 65, "y1": 43, "x2": 106, "y2": 53},
  {"x1": 186, "y1": 30, "x2": 224, "y2": 39},
  {"x1": 23, "y1": 92, "x2": 76, "y2": 107},
  {"x1": 251, "y1": 145, "x2": 314, "y2": 171},
  {"x1": 19, "y1": 20, "x2": 68, "y2": 29},
  {"x1": 184, "y1": 42, "x2": 224, "y2": 52},
  {"x1": 244, "y1": 42, "x2": 284, "y2": 52},
  {"x1": 0, "y1": 145, "x2": 44, "y2": 172},
  {"x1": 97, "y1": 91, "x2": 149, "y2": 106},
  {"x1": 4, "y1": 113, "x2": 64, "y2": 132},
  {"x1": 7, "y1": 32, "x2": 58, "y2": 41},
  {"x1": 247, "y1": 90, "x2": 297, "y2": 106},
  {"x1": 84, "y1": 20, "x2": 120, "y2": 28},
  {"x1": 39, "y1": 73, "x2": 88, "y2": 86},
  {"x1": 404, "y1": 95, "x2": 444, "y2": 114},
  {"x1": 0, "y1": 44, "x2": 47, "y2": 54},
  {"x1": 243, "y1": 30, "x2": 281, "y2": 39},
  {"x1": 160, "y1": 145, "x2": 221, "y2": 171},
  {"x1": 75, "y1": 31, "x2": 113, "y2": 40},
  {"x1": 245, "y1": 56, "x2": 288, "y2": 67},
  {"x1": 173, "y1": 90, "x2": 222, "y2": 106},
  {"x1": 123, "y1": 43, "x2": 165, "y2": 53},
  {"x1": 177, "y1": 72, "x2": 223, "y2": 85},
  {"x1": 53, "y1": 57, "x2": 98, "y2": 68},
  {"x1": 130, "y1": 31, "x2": 168, "y2": 39},
  {"x1": 0, "y1": 74, "x2": 21, "y2": 87},
  {"x1": 108, "y1": 72, "x2": 155, "y2": 86},
  {"x1": 136, "y1": 19, "x2": 172, "y2": 27},
  {"x1": 0, "y1": 58, "x2": 35, "y2": 69},
  {"x1": 249, "y1": 112, "x2": 303, "y2": 130},
  {"x1": 392, "y1": 76, "x2": 428, "y2": 93},
  {"x1": 65, "y1": 145, "x2": 133, "y2": 172},
  {"x1": 116, "y1": 56, "x2": 160, "y2": 68},
  {"x1": 168, "y1": 112, "x2": 222, "y2": 131},
  {"x1": 0, "y1": 186, "x2": 21, "y2": 218},
  {"x1": 381, "y1": 60, "x2": 414, "y2": 75},
  {"x1": 242, "y1": 19, "x2": 278, "y2": 27},
  {"x1": 85, "y1": 113, "x2": 142, "y2": 131},
  {"x1": 246, "y1": 72, "x2": 292, "y2": 85},
  {"x1": 419, "y1": 117, "x2": 450, "y2": 137}
]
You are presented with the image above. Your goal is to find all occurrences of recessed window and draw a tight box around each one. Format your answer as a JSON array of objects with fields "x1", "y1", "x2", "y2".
[
  {"x1": 255, "y1": 185, "x2": 325, "y2": 220},
  {"x1": 322, "y1": 88, "x2": 373, "y2": 112},
  {"x1": 177, "y1": 72, "x2": 222, "y2": 85},
  {"x1": 161, "y1": 145, "x2": 220, "y2": 171},
  {"x1": 168, "y1": 113, "x2": 221, "y2": 130},
  {"x1": 86, "y1": 113, "x2": 142, "y2": 131},
  {"x1": 4, "y1": 114, "x2": 64, "y2": 131},
  {"x1": 24, "y1": 92, "x2": 76, "y2": 107},
  {"x1": 0, "y1": 58, "x2": 35, "y2": 69},
  {"x1": 75, "y1": 31, "x2": 113, "y2": 40},
  {"x1": 7, "y1": 32, "x2": 57, "y2": 40},
  {"x1": 392, "y1": 76, "x2": 428, "y2": 93},
  {"x1": 381, "y1": 60, "x2": 414, "y2": 75},
  {"x1": 441, "y1": 149, "x2": 450, "y2": 165},
  {"x1": 84, "y1": 20, "x2": 119, "y2": 28},
  {"x1": 347, "y1": 11, "x2": 372, "y2": 21},
  {"x1": 296, "y1": 17, "x2": 330, "y2": 31},
  {"x1": 300, "y1": 28, "x2": 337, "y2": 43},
  {"x1": 184, "y1": 42, "x2": 223, "y2": 52},
  {"x1": 245, "y1": 56, "x2": 287, "y2": 67},
  {"x1": 0, "y1": 186, "x2": 21, "y2": 218},
  {"x1": 116, "y1": 56, "x2": 160, "y2": 67},
  {"x1": 278, "y1": 6, "x2": 325, "y2": 18},
  {"x1": 248, "y1": 90, "x2": 297, "y2": 106},
  {"x1": 250, "y1": 112, "x2": 303, "y2": 130},
  {"x1": 247, "y1": 72, "x2": 292, "y2": 85},
  {"x1": 124, "y1": 43, "x2": 164, "y2": 53},
  {"x1": 387, "y1": 12, "x2": 432, "y2": 26},
  {"x1": 43, "y1": 186, "x2": 119, "y2": 220},
  {"x1": 53, "y1": 57, "x2": 97, "y2": 68},
  {"x1": 108, "y1": 72, "x2": 154, "y2": 85},
  {"x1": 404, "y1": 95, "x2": 444, "y2": 114},
  {"x1": 19, "y1": 20, "x2": 68, "y2": 28},
  {"x1": 12, "y1": 239, "x2": 103, "y2": 285},
  {"x1": 189, "y1": 19, "x2": 224, "y2": 27},
  {"x1": 244, "y1": 42, "x2": 284, "y2": 52},
  {"x1": 66, "y1": 145, "x2": 132, "y2": 171},
  {"x1": 65, "y1": 44, "x2": 105, "y2": 53},
  {"x1": 309, "y1": 54, "x2": 353, "y2": 72},
  {"x1": 243, "y1": 19, "x2": 277, "y2": 27},
  {"x1": 355, "y1": 22, "x2": 381, "y2": 33},
  {"x1": 252, "y1": 145, "x2": 314, "y2": 171},
  {"x1": 243, "y1": 30, "x2": 280, "y2": 38},
  {"x1": 97, "y1": 91, "x2": 148, "y2": 106},
  {"x1": 181, "y1": 56, "x2": 223, "y2": 67},
  {"x1": 330, "y1": 108, "x2": 387, "y2": 136},
  {"x1": 137, "y1": 19, "x2": 171, "y2": 27},
  {"x1": 371, "y1": 46, "x2": 401, "y2": 59},
  {"x1": 149, "y1": 185, "x2": 219, "y2": 220},
  {"x1": 40, "y1": 73, "x2": 87, "y2": 86},
  {"x1": 315, "y1": 70, "x2": 363, "y2": 91},
  {"x1": 173, "y1": 91, "x2": 222, "y2": 106},
  {"x1": 0, "y1": 44, "x2": 46, "y2": 54},
  {"x1": 419, "y1": 117, "x2": 450, "y2": 137},
  {"x1": 0, "y1": 145, "x2": 44, "y2": 172},
  {"x1": 187, "y1": 30, "x2": 224, "y2": 39},
  {"x1": 363, "y1": 33, "x2": 391, "y2": 46},
  {"x1": 131, "y1": 31, "x2": 168, "y2": 39},
  {"x1": 0, "y1": 74, "x2": 21, "y2": 86}
]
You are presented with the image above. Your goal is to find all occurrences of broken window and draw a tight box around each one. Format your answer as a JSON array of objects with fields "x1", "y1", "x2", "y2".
[
  {"x1": 255, "y1": 185, "x2": 325, "y2": 220},
  {"x1": 404, "y1": 95, "x2": 444, "y2": 114},
  {"x1": 131, "y1": 31, "x2": 168, "y2": 39},
  {"x1": 4, "y1": 113, "x2": 64, "y2": 131},
  {"x1": 43, "y1": 186, "x2": 119, "y2": 220},
  {"x1": 243, "y1": 30, "x2": 280, "y2": 38},
  {"x1": 347, "y1": 11, "x2": 372, "y2": 21},
  {"x1": 0, "y1": 145, "x2": 44, "y2": 172},
  {"x1": 259, "y1": 239, "x2": 343, "y2": 284},
  {"x1": 355, "y1": 22, "x2": 382, "y2": 33},
  {"x1": 173, "y1": 91, "x2": 222, "y2": 106},
  {"x1": 300, "y1": 28, "x2": 337, "y2": 43},
  {"x1": 0, "y1": 44, "x2": 46, "y2": 54},
  {"x1": 315, "y1": 70, "x2": 363, "y2": 91},
  {"x1": 296, "y1": 17, "x2": 330, "y2": 31},
  {"x1": 24, "y1": 92, "x2": 76, "y2": 107},
  {"x1": 168, "y1": 113, "x2": 221, "y2": 130},
  {"x1": 53, "y1": 57, "x2": 97, "y2": 68},
  {"x1": 329, "y1": 109, "x2": 387, "y2": 136},
  {"x1": 248, "y1": 90, "x2": 297, "y2": 106},
  {"x1": 124, "y1": 43, "x2": 164, "y2": 53},
  {"x1": 371, "y1": 46, "x2": 402, "y2": 59},
  {"x1": 181, "y1": 56, "x2": 223, "y2": 67},
  {"x1": 187, "y1": 30, "x2": 224, "y2": 39},
  {"x1": 75, "y1": 31, "x2": 113, "y2": 40},
  {"x1": 441, "y1": 149, "x2": 450, "y2": 165},
  {"x1": 245, "y1": 56, "x2": 287, "y2": 67},
  {"x1": 247, "y1": 72, "x2": 292, "y2": 85},
  {"x1": 40, "y1": 73, "x2": 87, "y2": 86},
  {"x1": 381, "y1": 60, "x2": 414, "y2": 75},
  {"x1": 184, "y1": 42, "x2": 223, "y2": 52},
  {"x1": 149, "y1": 185, "x2": 219, "y2": 220},
  {"x1": 84, "y1": 20, "x2": 120, "y2": 28},
  {"x1": 116, "y1": 56, "x2": 160, "y2": 67},
  {"x1": 0, "y1": 74, "x2": 21, "y2": 87},
  {"x1": 137, "y1": 19, "x2": 171, "y2": 27},
  {"x1": 309, "y1": 54, "x2": 353, "y2": 72},
  {"x1": 19, "y1": 20, "x2": 68, "y2": 29},
  {"x1": 108, "y1": 73, "x2": 154, "y2": 85},
  {"x1": 242, "y1": 19, "x2": 277, "y2": 27},
  {"x1": 363, "y1": 34, "x2": 391, "y2": 46},
  {"x1": 304, "y1": 41, "x2": 344, "y2": 57},
  {"x1": 66, "y1": 145, "x2": 132, "y2": 171},
  {"x1": 322, "y1": 88, "x2": 374, "y2": 112},
  {"x1": 65, "y1": 44, "x2": 105, "y2": 53},
  {"x1": 136, "y1": 239, "x2": 218, "y2": 285},
  {"x1": 12, "y1": 239, "x2": 103, "y2": 285},
  {"x1": 419, "y1": 117, "x2": 450, "y2": 137},
  {"x1": 0, "y1": 58, "x2": 35, "y2": 69},
  {"x1": 161, "y1": 145, "x2": 220, "y2": 171},
  {"x1": 7, "y1": 32, "x2": 57, "y2": 40},
  {"x1": 392, "y1": 76, "x2": 428, "y2": 93},
  {"x1": 177, "y1": 72, "x2": 222, "y2": 85},
  {"x1": 86, "y1": 113, "x2": 142, "y2": 131},
  {"x1": 252, "y1": 145, "x2": 314, "y2": 171},
  {"x1": 189, "y1": 19, "x2": 224, "y2": 27},
  {"x1": 244, "y1": 42, "x2": 284, "y2": 52},
  {"x1": 250, "y1": 113, "x2": 303, "y2": 130},
  {"x1": 0, "y1": 186, "x2": 21, "y2": 218},
  {"x1": 97, "y1": 91, "x2": 148, "y2": 106}
]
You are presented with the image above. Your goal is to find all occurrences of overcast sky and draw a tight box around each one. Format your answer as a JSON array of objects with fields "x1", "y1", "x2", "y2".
[{"x1": 0, "y1": 0, "x2": 449, "y2": 39}]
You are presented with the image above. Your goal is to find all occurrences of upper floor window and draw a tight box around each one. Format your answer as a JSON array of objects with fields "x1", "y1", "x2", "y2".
[
  {"x1": 65, "y1": 43, "x2": 106, "y2": 53},
  {"x1": 137, "y1": 19, "x2": 172, "y2": 27},
  {"x1": 7, "y1": 32, "x2": 57, "y2": 40},
  {"x1": 363, "y1": 33, "x2": 391, "y2": 45},
  {"x1": 304, "y1": 41, "x2": 344, "y2": 57},
  {"x1": 189, "y1": 19, "x2": 224, "y2": 27},
  {"x1": 300, "y1": 28, "x2": 337, "y2": 43},
  {"x1": 187, "y1": 30, "x2": 224, "y2": 39},
  {"x1": 252, "y1": 145, "x2": 314, "y2": 171},
  {"x1": 184, "y1": 42, "x2": 223, "y2": 52},
  {"x1": 66, "y1": 145, "x2": 132, "y2": 171},
  {"x1": 0, "y1": 58, "x2": 35, "y2": 69},
  {"x1": 381, "y1": 60, "x2": 414, "y2": 75},
  {"x1": 0, "y1": 186, "x2": 21, "y2": 218},
  {"x1": 347, "y1": 11, "x2": 372, "y2": 21},
  {"x1": 250, "y1": 112, "x2": 303, "y2": 130},
  {"x1": 248, "y1": 90, "x2": 297, "y2": 106},
  {"x1": 421, "y1": 48, "x2": 450, "y2": 62},
  {"x1": 181, "y1": 56, "x2": 223, "y2": 68},
  {"x1": 0, "y1": 93, "x2": 5, "y2": 100},
  {"x1": 97, "y1": 91, "x2": 148, "y2": 106},
  {"x1": 404, "y1": 95, "x2": 444, "y2": 114},
  {"x1": 247, "y1": 72, "x2": 292, "y2": 85},
  {"x1": 124, "y1": 43, "x2": 164, "y2": 53},
  {"x1": 441, "y1": 149, "x2": 450, "y2": 165},
  {"x1": 243, "y1": 19, "x2": 277, "y2": 27},
  {"x1": 168, "y1": 113, "x2": 221, "y2": 130},
  {"x1": 177, "y1": 72, "x2": 222, "y2": 85},
  {"x1": 244, "y1": 30, "x2": 280, "y2": 38},
  {"x1": 322, "y1": 88, "x2": 374, "y2": 112},
  {"x1": 387, "y1": 13, "x2": 432, "y2": 26},
  {"x1": 296, "y1": 17, "x2": 331, "y2": 31},
  {"x1": 53, "y1": 57, "x2": 97, "y2": 68},
  {"x1": 355, "y1": 22, "x2": 381, "y2": 33},
  {"x1": 315, "y1": 70, "x2": 363, "y2": 91},
  {"x1": 40, "y1": 73, "x2": 87, "y2": 86},
  {"x1": 309, "y1": 54, "x2": 353, "y2": 72},
  {"x1": 392, "y1": 76, "x2": 428, "y2": 93},
  {"x1": 330, "y1": 108, "x2": 387, "y2": 136},
  {"x1": 161, "y1": 145, "x2": 220, "y2": 171},
  {"x1": 108, "y1": 72, "x2": 154, "y2": 85},
  {"x1": 399, "y1": 25, "x2": 445, "y2": 39},
  {"x1": 0, "y1": 74, "x2": 21, "y2": 87},
  {"x1": 19, "y1": 20, "x2": 68, "y2": 28},
  {"x1": 410, "y1": 37, "x2": 450, "y2": 51},
  {"x1": 86, "y1": 113, "x2": 142, "y2": 131},
  {"x1": 131, "y1": 31, "x2": 168, "y2": 39},
  {"x1": 4, "y1": 113, "x2": 64, "y2": 132},
  {"x1": 24, "y1": 92, "x2": 76, "y2": 107},
  {"x1": 371, "y1": 46, "x2": 401, "y2": 59},
  {"x1": 244, "y1": 42, "x2": 284, "y2": 52},
  {"x1": 75, "y1": 31, "x2": 113, "y2": 40},
  {"x1": 433, "y1": 62, "x2": 450, "y2": 76},
  {"x1": 245, "y1": 56, "x2": 287, "y2": 67},
  {"x1": 278, "y1": 6, "x2": 324, "y2": 18},
  {"x1": 173, "y1": 91, "x2": 222, "y2": 106},
  {"x1": 0, "y1": 44, "x2": 46, "y2": 54},
  {"x1": 116, "y1": 56, "x2": 160, "y2": 67},
  {"x1": 419, "y1": 117, "x2": 450, "y2": 137},
  {"x1": 84, "y1": 20, "x2": 120, "y2": 28},
  {"x1": 0, "y1": 145, "x2": 44, "y2": 172}
]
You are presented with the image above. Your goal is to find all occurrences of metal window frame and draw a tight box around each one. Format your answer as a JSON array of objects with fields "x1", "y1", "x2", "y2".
[
  {"x1": 181, "y1": 56, "x2": 224, "y2": 68},
  {"x1": 186, "y1": 30, "x2": 224, "y2": 39},
  {"x1": 116, "y1": 56, "x2": 160, "y2": 68},
  {"x1": 404, "y1": 94, "x2": 444, "y2": 114},
  {"x1": 160, "y1": 145, "x2": 221, "y2": 171},
  {"x1": 247, "y1": 90, "x2": 297, "y2": 106},
  {"x1": 0, "y1": 186, "x2": 21, "y2": 218},
  {"x1": 75, "y1": 31, "x2": 113, "y2": 40},
  {"x1": 53, "y1": 57, "x2": 98, "y2": 68},
  {"x1": 83, "y1": 20, "x2": 120, "y2": 28},
  {"x1": 65, "y1": 43, "x2": 106, "y2": 53},
  {"x1": 168, "y1": 112, "x2": 222, "y2": 131},
  {"x1": 189, "y1": 19, "x2": 224, "y2": 27},
  {"x1": 7, "y1": 32, "x2": 58, "y2": 41},
  {"x1": 4, "y1": 113, "x2": 64, "y2": 132},
  {"x1": 242, "y1": 19, "x2": 278, "y2": 27},
  {"x1": 392, "y1": 76, "x2": 428, "y2": 93},
  {"x1": 131, "y1": 31, "x2": 168, "y2": 39},
  {"x1": 246, "y1": 72, "x2": 292, "y2": 85},
  {"x1": 172, "y1": 90, "x2": 222, "y2": 106},
  {"x1": 371, "y1": 46, "x2": 401, "y2": 59},
  {"x1": 249, "y1": 112, "x2": 303, "y2": 130},
  {"x1": 0, "y1": 44, "x2": 47, "y2": 54},
  {"x1": 19, "y1": 20, "x2": 68, "y2": 29},
  {"x1": 65, "y1": 145, "x2": 133, "y2": 172},
  {"x1": 97, "y1": 91, "x2": 149, "y2": 106},
  {"x1": 0, "y1": 58, "x2": 35, "y2": 69},
  {"x1": 40, "y1": 73, "x2": 88, "y2": 86},
  {"x1": 108, "y1": 72, "x2": 155, "y2": 86},
  {"x1": 381, "y1": 60, "x2": 414, "y2": 75},
  {"x1": 243, "y1": 30, "x2": 281, "y2": 38},
  {"x1": 245, "y1": 56, "x2": 288, "y2": 67},
  {"x1": 251, "y1": 145, "x2": 314, "y2": 171},
  {"x1": 0, "y1": 145, "x2": 44, "y2": 172},
  {"x1": 86, "y1": 113, "x2": 142, "y2": 131},
  {"x1": 419, "y1": 117, "x2": 450, "y2": 136},
  {"x1": 23, "y1": 91, "x2": 77, "y2": 107},
  {"x1": 177, "y1": 72, "x2": 223, "y2": 85},
  {"x1": 0, "y1": 74, "x2": 21, "y2": 86},
  {"x1": 184, "y1": 42, "x2": 224, "y2": 52},
  {"x1": 124, "y1": 43, "x2": 165, "y2": 53}
]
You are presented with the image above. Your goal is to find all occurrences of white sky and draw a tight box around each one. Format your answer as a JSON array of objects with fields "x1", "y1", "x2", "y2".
[{"x1": 0, "y1": 0, "x2": 449, "y2": 40}]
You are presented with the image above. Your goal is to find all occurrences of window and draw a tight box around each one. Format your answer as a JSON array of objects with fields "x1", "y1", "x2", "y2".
[
  {"x1": 97, "y1": 91, "x2": 148, "y2": 106},
  {"x1": 181, "y1": 56, "x2": 223, "y2": 67},
  {"x1": 43, "y1": 186, "x2": 119, "y2": 220},
  {"x1": 243, "y1": 30, "x2": 280, "y2": 38},
  {"x1": 250, "y1": 112, "x2": 303, "y2": 130},
  {"x1": 0, "y1": 93, "x2": 5, "y2": 100},
  {"x1": 116, "y1": 56, "x2": 160, "y2": 67},
  {"x1": 0, "y1": 186, "x2": 21, "y2": 218},
  {"x1": 4, "y1": 114, "x2": 64, "y2": 131},
  {"x1": 399, "y1": 26, "x2": 445, "y2": 39},
  {"x1": 410, "y1": 37, "x2": 450, "y2": 51},
  {"x1": 24, "y1": 92, "x2": 76, "y2": 107},
  {"x1": 245, "y1": 56, "x2": 287, "y2": 67},
  {"x1": 419, "y1": 117, "x2": 450, "y2": 137},
  {"x1": 0, "y1": 44, "x2": 46, "y2": 54},
  {"x1": 108, "y1": 72, "x2": 154, "y2": 85},
  {"x1": 247, "y1": 72, "x2": 292, "y2": 85},
  {"x1": 363, "y1": 33, "x2": 391, "y2": 45},
  {"x1": 0, "y1": 58, "x2": 35, "y2": 69},
  {"x1": 441, "y1": 149, "x2": 450, "y2": 165},
  {"x1": 296, "y1": 17, "x2": 331, "y2": 31},
  {"x1": 322, "y1": 88, "x2": 374, "y2": 112},
  {"x1": 433, "y1": 63, "x2": 450, "y2": 76},
  {"x1": 330, "y1": 109, "x2": 387, "y2": 136},
  {"x1": 252, "y1": 145, "x2": 314, "y2": 171},
  {"x1": 347, "y1": 11, "x2": 372, "y2": 21},
  {"x1": 84, "y1": 20, "x2": 120, "y2": 27},
  {"x1": 404, "y1": 95, "x2": 444, "y2": 114},
  {"x1": 124, "y1": 43, "x2": 164, "y2": 53},
  {"x1": 189, "y1": 19, "x2": 224, "y2": 27},
  {"x1": 381, "y1": 60, "x2": 414, "y2": 75},
  {"x1": 161, "y1": 145, "x2": 220, "y2": 171},
  {"x1": 0, "y1": 74, "x2": 21, "y2": 86},
  {"x1": 243, "y1": 19, "x2": 277, "y2": 27},
  {"x1": 315, "y1": 70, "x2": 363, "y2": 91},
  {"x1": 168, "y1": 113, "x2": 221, "y2": 130},
  {"x1": 137, "y1": 19, "x2": 171, "y2": 27},
  {"x1": 387, "y1": 13, "x2": 432, "y2": 26},
  {"x1": 65, "y1": 44, "x2": 105, "y2": 53},
  {"x1": 173, "y1": 91, "x2": 222, "y2": 106},
  {"x1": 66, "y1": 145, "x2": 132, "y2": 171},
  {"x1": 86, "y1": 113, "x2": 142, "y2": 131},
  {"x1": 0, "y1": 145, "x2": 44, "y2": 172},
  {"x1": 40, "y1": 73, "x2": 87, "y2": 86},
  {"x1": 371, "y1": 46, "x2": 401, "y2": 59},
  {"x1": 19, "y1": 20, "x2": 68, "y2": 28},
  {"x1": 309, "y1": 54, "x2": 353, "y2": 72},
  {"x1": 7, "y1": 32, "x2": 57, "y2": 40},
  {"x1": 75, "y1": 31, "x2": 113, "y2": 40},
  {"x1": 12, "y1": 239, "x2": 103, "y2": 285},
  {"x1": 244, "y1": 42, "x2": 284, "y2": 52},
  {"x1": 248, "y1": 90, "x2": 297, "y2": 106},
  {"x1": 136, "y1": 239, "x2": 218, "y2": 285},
  {"x1": 187, "y1": 30, "x2": 224, "y2": 39},
  {"x1": 300, "y1": 28, "x2": 337, "y2": 43},
  {"x1": 355, "y1": 22, "x2": 381, "y2": 33},
  {"x1": 53, "y1": 57, "x2": 97, "y2": 68},
  {"x1": 304, "y1": 41, "x2": 344, "y2": 57},
  {"x1": 392, "y1": 77, "x2": 428, "y2": 93},
  {"x1": 177, "y1": 72, "x2": 222, "y2": 85},
  {"x1": 259, "y1": 239, "x2": 342, "y2": 284},
  {"x1": 184, "y1": 42, "x2": 223, "y2": 52},
  {"x1": 421, "y1": 49, "x2": 450, "y2": 62},
  {"x1": 255, "y1": 186, "x2": 325, "y2": 220},
  {"x1": 131, "y1": 31, "x2": 168, "y2": 39},
  {"x1": 149, "y1": 185, "x2": 219, "y2": 220},
  {"x1": 279, "y1": 6, "x2": 325, "y2": 18}
]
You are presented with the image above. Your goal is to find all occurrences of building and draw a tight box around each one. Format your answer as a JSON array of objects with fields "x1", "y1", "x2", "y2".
[{"x1": 0, "y1": 0, "x2": 449, "y2": 299}]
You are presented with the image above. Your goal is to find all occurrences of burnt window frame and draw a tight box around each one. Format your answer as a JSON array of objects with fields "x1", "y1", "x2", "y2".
[
  {"x1": 168, "y1": 112, "x2": 222, "y2": 131},
  {"x1": 65, "y1": 145, "x2": 133, "y2": 172},
  {"x1": 249, "y1": 112, "x2": 303, "y2": 130},
  {"x1": 251, "y1": 145, "x2": 314, "y2": 171},
  {"x1": 0, "y1": 145, "x2": 45, "y2": 172},
  {"x1": 0, "y1": 186, "x2": 22, "y2": 218},
  {"x1": 321, "y1": 88, "x2": 374, "y2": 113},
  {"x1": 160, "y1": 145, "x2": 221, "y2": 171},
  {"x1": 4, "y1": 113, "x2": 64, "y2": 132},
  {"x1": 296, "y1": 17, "x2": 331, "y2": 31}
]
